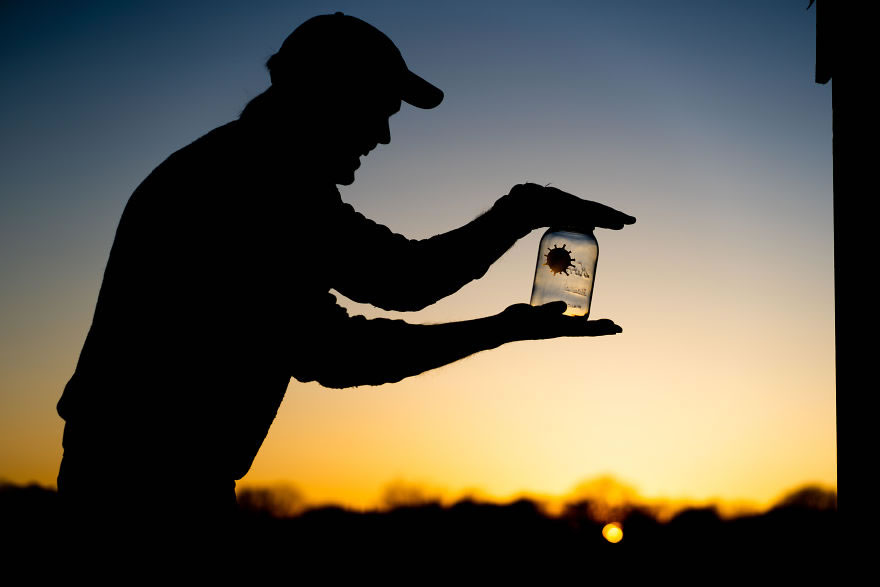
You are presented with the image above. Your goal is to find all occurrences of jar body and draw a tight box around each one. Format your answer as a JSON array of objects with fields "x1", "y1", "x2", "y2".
[{"x1": 530, "y1": 228, "x2": 598, "y2": 317}]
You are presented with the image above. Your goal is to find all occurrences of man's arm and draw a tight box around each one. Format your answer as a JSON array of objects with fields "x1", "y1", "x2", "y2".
[
  {"x1": 331, "y1": 183, "x2": 635, "y2": 312},
  {"x1": 290, "y1": 299, "x2": 621, "y2": 389}
]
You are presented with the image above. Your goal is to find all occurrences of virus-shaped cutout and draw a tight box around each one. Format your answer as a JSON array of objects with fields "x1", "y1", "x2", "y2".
[{"x1": 544, "y1": 243, "x2": 576, "y2": 275}]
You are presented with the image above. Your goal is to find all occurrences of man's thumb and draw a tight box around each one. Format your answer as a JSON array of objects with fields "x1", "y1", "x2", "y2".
[{"x1": 538, "y1": 301, "x2": 568, "y2": 315}]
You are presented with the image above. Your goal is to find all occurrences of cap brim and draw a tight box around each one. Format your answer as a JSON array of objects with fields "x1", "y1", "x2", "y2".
[{"x1": 401, "y1": 69, "x2": 444, "y2": 109}]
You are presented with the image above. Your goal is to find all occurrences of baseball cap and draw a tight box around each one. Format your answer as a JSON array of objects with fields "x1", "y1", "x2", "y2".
[{"x1": 268, "y1": 12, "x2": 444, "y2": 109}]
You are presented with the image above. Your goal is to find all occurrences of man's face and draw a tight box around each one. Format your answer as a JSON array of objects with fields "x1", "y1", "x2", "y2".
[{"x1": 323, "y1": 92, "x2": 401, "y2": 186}]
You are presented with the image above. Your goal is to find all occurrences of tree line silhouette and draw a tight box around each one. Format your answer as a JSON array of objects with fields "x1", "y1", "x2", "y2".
[{"x1": 1, "y1": 478, "x2": 838, "y2": 570}]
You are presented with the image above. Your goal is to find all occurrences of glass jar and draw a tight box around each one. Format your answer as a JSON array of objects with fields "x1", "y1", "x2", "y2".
[{"x1": 529, "y1": 228, "x2": 598, "y2": 317}]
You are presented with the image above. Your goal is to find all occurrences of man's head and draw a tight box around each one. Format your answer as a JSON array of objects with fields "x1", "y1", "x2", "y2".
[{"x1": 264, "y1": 12, "x2": 443, "y2": 185}]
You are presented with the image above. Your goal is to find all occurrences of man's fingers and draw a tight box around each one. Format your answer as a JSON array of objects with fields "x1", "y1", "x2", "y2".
[
  {"x1": 591, "y1": 204, "x2": 637, "y2": 229},
  {"x1": 537, "y1": 306, "x2": 623, "y2": 337},
  {"x1": 555, "y1": 316, "x2": 622, "y2": 336},
  {"x1": 580, "y1": 318, "x2": 623, "y2": 336},
  {"x1": 537, "y1": 300, "x2": 568, "y2": 315},
  {"x1": 519, "y1": 184, "x2": 635, "y2": 229},
  {"x1": 549, "y1": 188, "x2": 636, "y2": 229},
  {"x1": 502, "y1": 303, "x2": 623, "y2": 339},
  {"x1": 534, "y1": 303, "x2": 622, "y2": 334}
]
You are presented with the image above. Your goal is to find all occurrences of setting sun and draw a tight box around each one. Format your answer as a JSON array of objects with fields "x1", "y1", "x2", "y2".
[{"x1": 602, "y1": 522, "x2": 623, "y2": 544}]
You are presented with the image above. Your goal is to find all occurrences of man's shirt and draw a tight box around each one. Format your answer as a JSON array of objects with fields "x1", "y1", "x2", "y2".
[{"x1": 58, "y1": 118, "x2": 526, "y2": 481}]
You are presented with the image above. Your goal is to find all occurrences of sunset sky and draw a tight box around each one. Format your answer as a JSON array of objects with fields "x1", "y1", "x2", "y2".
[{"x1": 0, "y1": 0, "x2": 834, "y2": 510}]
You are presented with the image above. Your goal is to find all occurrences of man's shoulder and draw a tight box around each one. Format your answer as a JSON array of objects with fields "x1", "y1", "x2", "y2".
[
  {"x1": 160, "y1": 120, "x2": 244, "y2": 172},
  {"x1": 127, "y1": 119, "x2": 348, "y2": 223}
]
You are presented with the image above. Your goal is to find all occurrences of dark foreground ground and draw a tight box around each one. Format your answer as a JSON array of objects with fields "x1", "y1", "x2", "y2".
[{"x1": 1, "y1": 481, "x2": 838, "y2": 576}]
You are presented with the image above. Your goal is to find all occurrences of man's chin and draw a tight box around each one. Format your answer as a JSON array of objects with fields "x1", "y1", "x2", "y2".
[
  {"x1": 334, "y1": 170, "x2": 356, "y2": 186},
  {"x1": 333, "y1": 160, "x2": 359, "y2": 186}
]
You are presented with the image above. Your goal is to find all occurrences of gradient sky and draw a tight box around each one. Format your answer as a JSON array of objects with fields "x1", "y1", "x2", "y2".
[{"x1": 0, "y1": 0, "x2": 834, "y2": 509}]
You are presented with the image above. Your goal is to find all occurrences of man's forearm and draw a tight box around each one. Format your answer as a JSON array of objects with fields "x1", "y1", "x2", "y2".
[
  {"x1": 291, "y1": 302, "x2": 621, "y2": 390},
  {"x1": 295, "y1": 312, "x2": 513, "y2": 389},
  {"x1": 331, "y1": 184, "x2": 635, "y2": 313},
  {"x1": 332, "y1": 196, "x2": 532, "y2": 312}
]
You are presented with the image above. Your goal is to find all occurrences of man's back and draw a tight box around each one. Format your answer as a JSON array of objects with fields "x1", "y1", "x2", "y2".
[{"x1": 56, "y1": 121, "x2": 327, "y2": 514}]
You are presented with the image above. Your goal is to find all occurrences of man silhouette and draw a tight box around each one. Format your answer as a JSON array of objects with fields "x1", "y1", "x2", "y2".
[{"x1": 57, "y1": 13, "x2": 635, "y2": 530}]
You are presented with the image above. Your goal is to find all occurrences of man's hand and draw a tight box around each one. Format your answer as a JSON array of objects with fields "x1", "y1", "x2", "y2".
[
  {"x1": 496, "y1": 182, "x2": 636, "y2": 233},
  {"x1": 499, "y1": 301, "x2": 622, "y2": 341}
]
